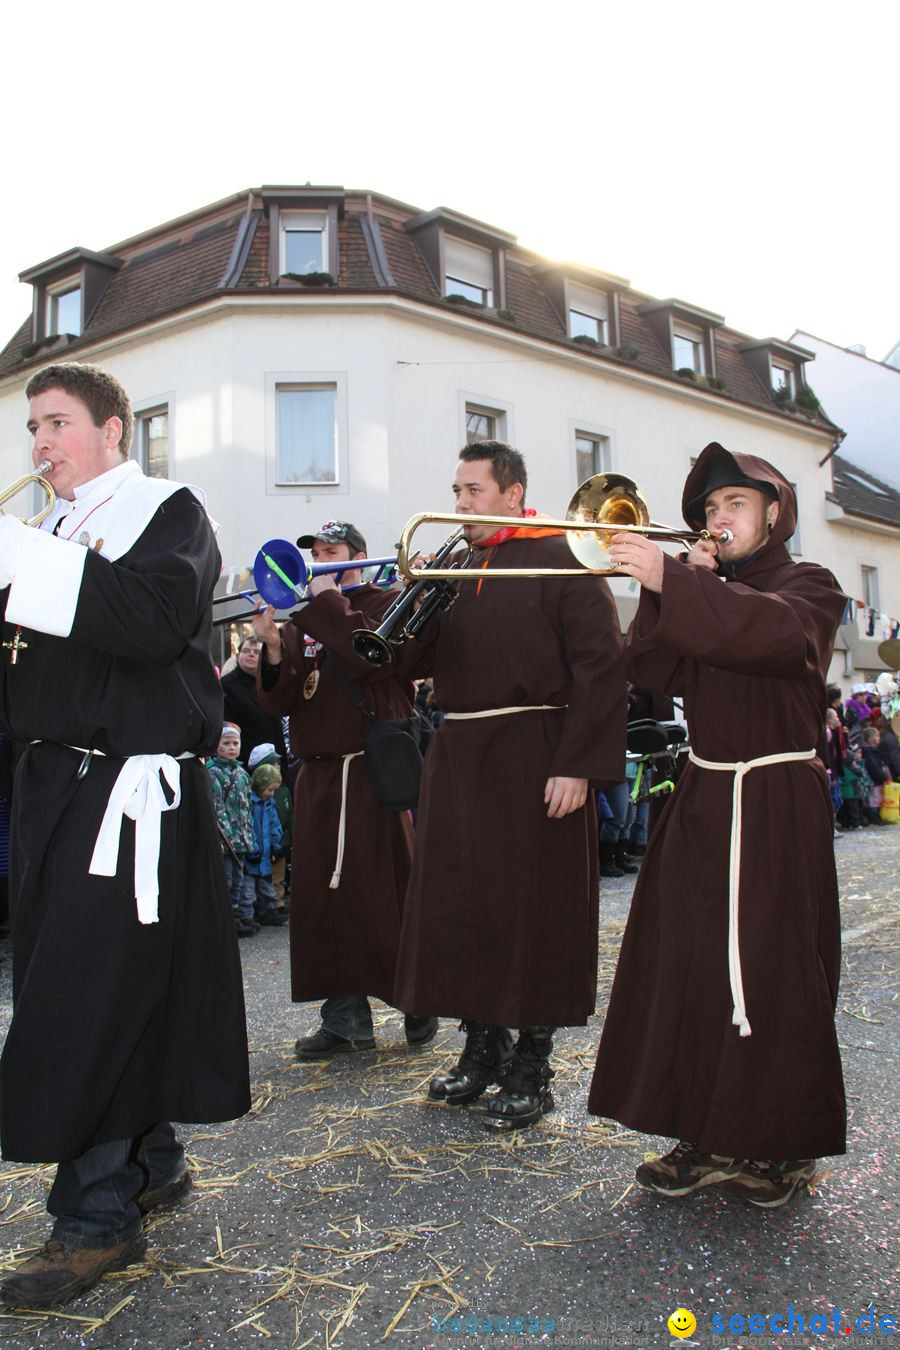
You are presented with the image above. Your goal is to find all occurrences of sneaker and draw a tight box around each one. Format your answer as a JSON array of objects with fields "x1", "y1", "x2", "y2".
[
  {"x1": 256, "y1": 910, "x2": 288, "y2": 926},
  {"x1": 136, "y1": 1168, "x2": 193, "y2": 1216},
  {"x1": 635, "y1": 1141, "x2": 741, "y2": 1196},
  {"x1": 0, "y1": 1235, "x2": 147, "y2": 1309},
  {"x1": 294, "y1": 1026, "x2": 375, "y2": 1061},
  {"x1": 729, "y1": 1158, "x2": 816, "y2": 1208},
  {"x1": 235, "y1": 918, "x2": 257, "y2": 938},
  {"x1": 404, "y1": 1014, "x2": 439, "y2": 1046}
]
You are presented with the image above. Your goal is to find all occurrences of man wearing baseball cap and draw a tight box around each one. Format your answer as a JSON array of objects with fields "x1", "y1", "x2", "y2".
[{"x1": 252, "y1": 521, "x2": 437, "y2": 1058}]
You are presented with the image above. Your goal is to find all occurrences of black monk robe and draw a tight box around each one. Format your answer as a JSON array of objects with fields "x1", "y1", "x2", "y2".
[
  {"x1": 588, "y1": 447, "x2": 847, "y2": 1160},
  {"x1": 394, "y1": 531, "x2": 626, "y2": 1029},
  {"x1": 0, "y1": 462, "x2": 250, "y2": 1163},
  {"x1": 257, "y1": 585, "x2": 415, "y2": 1005}
]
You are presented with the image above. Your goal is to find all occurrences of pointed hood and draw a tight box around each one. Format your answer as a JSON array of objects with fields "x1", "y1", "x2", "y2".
[{"x1": 682, "y1": 441, "x2": 797, "y2": 550}]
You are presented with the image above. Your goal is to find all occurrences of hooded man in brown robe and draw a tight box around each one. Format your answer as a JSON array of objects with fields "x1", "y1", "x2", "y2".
[
  {"x1": 588, "y1": 442, "x2": 846, "y2": 1208},
  {"x1": 393, "y1": 441, "x2": 626, "y2": 1130},
  {"x1": 253, "y1": 521, "x2": 437, "y2": 1058}
]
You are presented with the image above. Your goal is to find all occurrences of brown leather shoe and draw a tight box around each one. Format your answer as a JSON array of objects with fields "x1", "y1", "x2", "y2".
[{"x1": 0, "y1": 1235, "x2": 147, "y2": 1308}]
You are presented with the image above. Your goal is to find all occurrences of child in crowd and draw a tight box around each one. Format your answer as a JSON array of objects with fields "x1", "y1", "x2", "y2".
[
  {"x1": 839, "y1": 746, "x2": 865, "y2": 830},
  {"x1": 206, "y1": 723, "x2": 255, "y2": 936},
  {"x1": 247, "y1": 743, "x2": 293, "y2": 910},
  {"x1": 860, "y1": 726, "x2": 891, "y2": 826},
  {"x1": 243, "y1": 764, "x2": 287, "y2": 925}
]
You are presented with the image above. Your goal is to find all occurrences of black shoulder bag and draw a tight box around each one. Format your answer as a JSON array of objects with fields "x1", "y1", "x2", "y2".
[{"x1": 328, "y1": 657, "x2": 423, "y2": 811}]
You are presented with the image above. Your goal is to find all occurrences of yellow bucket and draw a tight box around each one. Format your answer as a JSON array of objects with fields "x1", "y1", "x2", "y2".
[{"x1": 881, "y1": 780, "x2": 900, "y2": 823}]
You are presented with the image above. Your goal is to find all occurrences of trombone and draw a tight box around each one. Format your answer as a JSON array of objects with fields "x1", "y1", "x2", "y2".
[
  {"x1": 0, "y1": 460, "x2": 56, "y2": 527},
  {"x1": 396, "y1": 473, "x2": 732, "y2": 580}
]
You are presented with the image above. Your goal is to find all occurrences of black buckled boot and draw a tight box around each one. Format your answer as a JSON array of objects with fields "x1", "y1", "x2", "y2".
[
  {"x1": 483, "y1": 1026, "x2": 555, "y2": 1130},
  {"x1": 428, "y1": 1021, "x2": 514, "y2": 1105},
  {"x1": 599, "y1": 841, "x2": 624, "y2": 878},
  {"x1": 615, "y1": 843, "x2": 639, "y2": 874}
]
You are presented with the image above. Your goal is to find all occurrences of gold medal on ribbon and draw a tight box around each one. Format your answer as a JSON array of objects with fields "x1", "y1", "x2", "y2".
[{"x1": 303, "y1": 669, "x2": 320, "y2": 700}]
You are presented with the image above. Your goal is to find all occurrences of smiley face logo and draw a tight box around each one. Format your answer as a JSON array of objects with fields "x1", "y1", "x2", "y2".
[{"x1": 668, "y1": 1308, "x2": 697, "y2": 1338}]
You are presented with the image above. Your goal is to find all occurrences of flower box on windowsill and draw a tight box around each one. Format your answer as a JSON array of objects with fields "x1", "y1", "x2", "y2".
[
  {"x1": 279, "y1": 272, "x2": 335, "y2": 288},
  {"x1": 21, "y1": 333, "x2": 73, "y2": 361},
  {"x1": 444, "y1": 292, "x2": 485, "y2": 309},
  {"x1": 571, "y1": 333, "x2": 603, "y2": 351}
]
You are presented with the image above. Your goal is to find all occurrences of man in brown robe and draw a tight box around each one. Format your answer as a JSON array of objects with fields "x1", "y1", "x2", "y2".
[
  {"x1": 394, "y1": 442, "x2": 626, "y2": 1130},
  {"x1": 253, "y1": 521, "x2": 437, "y2": 1058},
  {"x1": 588, "y1": 442, "x2": 846, "y2": 1207}
]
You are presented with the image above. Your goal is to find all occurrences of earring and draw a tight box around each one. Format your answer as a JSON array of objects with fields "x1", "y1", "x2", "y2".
[{"x1": 767, "y1": 521, "x2": 774, "y2": 535}]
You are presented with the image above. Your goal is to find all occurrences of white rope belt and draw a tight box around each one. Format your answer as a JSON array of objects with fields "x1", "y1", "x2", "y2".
[
  {"x1": 443, "y1": 704, "x2": 566, "y2": 720},
  {"x1": 688, "y1": 748, "x2": 816, "y2": 1038},
  {"x1": 329, "y1": 751, "x2": 364, "y2": 891},
  {"x1": 33, "y1": 743, "x2": 194, "y2": 925}
]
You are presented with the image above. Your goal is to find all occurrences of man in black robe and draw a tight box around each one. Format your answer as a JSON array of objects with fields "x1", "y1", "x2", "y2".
[
  {"x1": 0, "y1": 363, "x2": 250, "y2": 1308},
  {"x1": 588, "y1": 442, "x2": 846, "y2": 1208}
]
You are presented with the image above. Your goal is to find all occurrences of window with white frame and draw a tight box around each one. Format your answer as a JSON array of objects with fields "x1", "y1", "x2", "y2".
[
  {"x1": 771, "y1": 360, "x2": 795, "y2": 396},
  {"x1": 46, "y1": 282, "x2": 82, "y2": 337},
  {"x1": 568, "y1": 283, "x2": 608, "y2": 343},
  {"x1": 862, "y1": 564, "x2": 880, "y2": 611},
  {"x1": 465, "y1": 402, "x2": 505, "y2": 444},
  {"x1": 276, "y1": 384, "x2": 338, "y2": 484},
  {"x1": 444, "y1": 237, "x2": 494, "y2": 306},
  {"x1": 574, "y1": 431, "x2": 611, "y2": 483},
  {"x1": 280, "y1": 211, "x2": 329, "y2": 276},
  {"x1": 672, "y1": 321, "x2": 705, "y2": 373},
  {"x1": 134, "y1": 405, "x2": 169, "y2": 479}
]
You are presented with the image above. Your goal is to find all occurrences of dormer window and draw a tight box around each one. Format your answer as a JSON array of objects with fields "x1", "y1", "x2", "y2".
[
  {"x1": 444, "y1": 237, "x2": 494, "y2": 306},
  {"x1": 638, "y1": 299, "x2": 723, "y2": 379},
  {"x1": 567, "y1": 284, "x2": 608, "y2": 343},
  {"x1": 672, "y1": 321, "x2": 705, "y2": 374},
  {"x1": 46, "y1": 282, "x2": 82, "y2": 337},
  {"x1": 280, "y1": 211, "x2": 329, "y2": 277},
  {"x1": 770, "y1": 360, "x2": 795, "y2": 397}
]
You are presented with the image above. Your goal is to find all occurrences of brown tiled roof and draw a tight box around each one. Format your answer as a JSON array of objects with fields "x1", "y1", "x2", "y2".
[
  {"x1": 0, "y1": 187, "x2": 841, "y2": 436},
  {"x1": 829, "y1": 456, "x2": 900, "y2": 529}
]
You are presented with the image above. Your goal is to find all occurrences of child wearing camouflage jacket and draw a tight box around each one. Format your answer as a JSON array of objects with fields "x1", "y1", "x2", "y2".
[{"x1": 207, "y1": 722, "x2": 256, "y2": 936}]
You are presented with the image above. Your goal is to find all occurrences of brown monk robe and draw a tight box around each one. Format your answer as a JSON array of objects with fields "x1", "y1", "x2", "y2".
[
  {"x1": 394, "y1": 530, "x2": 626, "y2": 1028},
  {"x1": 589, "y1": 445, "x2": 847, "y2": 1167},
  {"x1": 256, "y1": 584, "x2": 415, "y2": 1008}
]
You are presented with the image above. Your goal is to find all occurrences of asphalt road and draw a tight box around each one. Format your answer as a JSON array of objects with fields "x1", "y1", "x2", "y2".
[{"x1": 0, "y1": 826, "x2": 896, "y2": 1349}]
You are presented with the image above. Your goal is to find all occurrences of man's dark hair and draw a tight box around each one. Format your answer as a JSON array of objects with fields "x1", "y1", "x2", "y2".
[
  {"x1": 459, "y1": 440, "x2": 527, "y2": 502},
  {"x1": 25, "y1": 362, "x2": 134, "y2": 456},
  {"x1": 826, "y1": 684, "x2": 842, "y2": 707},
  {"x1": 239, "y1": 636, "x2": 262, "y2": 651}
]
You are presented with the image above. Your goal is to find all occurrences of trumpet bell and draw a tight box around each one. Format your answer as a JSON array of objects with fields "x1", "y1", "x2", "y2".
[{"x1": 566, "y1": 473, "x2": 651, "y2": 570}]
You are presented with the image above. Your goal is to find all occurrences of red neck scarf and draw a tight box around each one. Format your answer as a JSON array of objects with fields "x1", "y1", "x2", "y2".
[{"x1": 476, "y1": 507, "x2": 564, "y2": 549}]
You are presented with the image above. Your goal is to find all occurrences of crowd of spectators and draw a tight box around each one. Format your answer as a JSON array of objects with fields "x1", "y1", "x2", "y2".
[{"x1": 825, "y1": 682, "x2": 899, "y2": 832}]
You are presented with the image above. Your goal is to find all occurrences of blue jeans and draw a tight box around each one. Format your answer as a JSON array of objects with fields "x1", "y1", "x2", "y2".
[
  {"x1": 223, "y1": 852, "x2": 245, "y2": 912},
  {"x1": 599, "y1": 781, "x2": 633, "y2": 843},
  {"x1": 48, "y1": 1122, "x2": 184, "y2": 1248},
  {"x1": 321, "y1": 994, "x2": 374, "y2": 1041},
  {"x1": 240, "y1": 871, "x2": 278, "y2": 917}
]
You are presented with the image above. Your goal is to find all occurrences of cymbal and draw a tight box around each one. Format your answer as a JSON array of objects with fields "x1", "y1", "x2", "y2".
[{"x1": 877, "y1": 637, "x2": 900, "y2": 670}]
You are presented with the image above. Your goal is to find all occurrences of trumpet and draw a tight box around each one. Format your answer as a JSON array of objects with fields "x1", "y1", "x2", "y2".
[
  {"x1": 351, "y1": 528, "x2": 472, "y2": 667},
  {"x1": 0, "y1": 459, "x2": 56, "y2": 527},
  {"x1": 396, "y1": 473, "x2": 732, "y2": 580}
]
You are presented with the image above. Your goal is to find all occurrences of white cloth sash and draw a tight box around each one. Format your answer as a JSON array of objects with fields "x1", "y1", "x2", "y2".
[
  {"x1": 86, "y1": 752, "x2": 193, "y2": 924},
  {"x1": 443, "y1": 704, "x2": 566, "y2": 720},
  {"x1": 688, "y1": 748, "x2": 816, "y2": 1038}
]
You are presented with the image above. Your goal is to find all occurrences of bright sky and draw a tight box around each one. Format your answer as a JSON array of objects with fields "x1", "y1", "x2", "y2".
[{"x1": 3, "y1": 1, "x2": 898, "y2": 368}]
